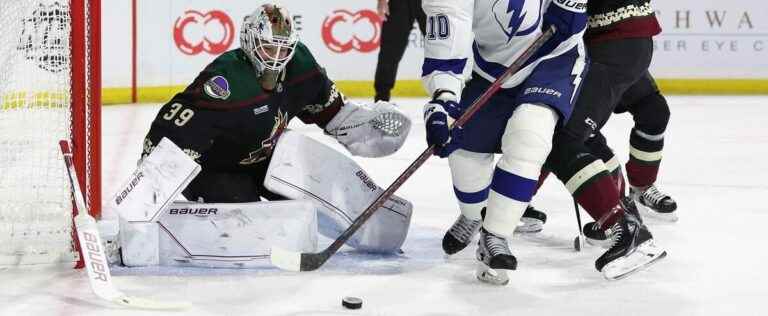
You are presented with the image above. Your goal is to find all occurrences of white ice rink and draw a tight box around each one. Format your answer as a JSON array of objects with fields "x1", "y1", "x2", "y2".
[{"x1": 1, "y1": 96, "x2": 766, "y2": 315}]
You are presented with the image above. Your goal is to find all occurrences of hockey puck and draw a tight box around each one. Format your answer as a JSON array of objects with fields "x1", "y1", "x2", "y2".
[
  {"x1": 342, "y1": 296, "x2": 363, "y2": 309},
  {"x1": 573, "y1": 236, "x2": 581, "y2": 251}
]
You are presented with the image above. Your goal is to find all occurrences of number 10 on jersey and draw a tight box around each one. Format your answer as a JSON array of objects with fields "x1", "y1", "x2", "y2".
[{"x1": 426, "y1": 14, "x2": 450, "y2": 40}]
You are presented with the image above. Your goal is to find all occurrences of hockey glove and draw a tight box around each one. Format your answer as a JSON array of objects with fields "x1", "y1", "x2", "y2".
[
  {"x1": 424, "y1": 90, "x2": 463, "y2": 158},
  {"x1": 325, "y1": 100, "x2": 411, "y2": 158},
  {"x1": 542, "y1": 0, "x2": 587, "y2": 48}
]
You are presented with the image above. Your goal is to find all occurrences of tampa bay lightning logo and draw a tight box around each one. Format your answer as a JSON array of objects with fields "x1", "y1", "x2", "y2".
[{"x1": 492, "y1": 0, "x2": 542, "y2": 42}]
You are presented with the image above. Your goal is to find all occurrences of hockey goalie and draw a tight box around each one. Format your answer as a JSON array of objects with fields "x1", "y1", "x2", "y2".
[{"x1": 104, "y1": 4, "x2": 413, "y2": 268}]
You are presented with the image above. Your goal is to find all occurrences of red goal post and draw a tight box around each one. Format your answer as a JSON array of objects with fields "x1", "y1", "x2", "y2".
[
  {"x1": 71, "y1": 0, "x2": 101, "y2": 219},
  {"x1": 71, "y1": 0, "x2": 102, "y2": 268}
]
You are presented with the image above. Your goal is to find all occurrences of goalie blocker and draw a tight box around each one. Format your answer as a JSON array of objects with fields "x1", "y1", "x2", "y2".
[{"x1": 117, "y1": 131, "x2": 412, "y2": 268}]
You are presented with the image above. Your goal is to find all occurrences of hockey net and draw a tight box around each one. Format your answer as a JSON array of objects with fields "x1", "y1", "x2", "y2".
[{"x1": 0, "y1": 0, "x2": 100, "y2": 266}]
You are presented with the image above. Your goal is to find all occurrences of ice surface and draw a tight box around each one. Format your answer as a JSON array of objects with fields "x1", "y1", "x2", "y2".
[{"x1": 1, "y1": 96, "x2": 766, "y2": 315}]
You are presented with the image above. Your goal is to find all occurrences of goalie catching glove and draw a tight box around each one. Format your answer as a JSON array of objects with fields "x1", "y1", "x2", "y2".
[{"x1": 324, "y1": 100, "x2": 411, "y2": 157}]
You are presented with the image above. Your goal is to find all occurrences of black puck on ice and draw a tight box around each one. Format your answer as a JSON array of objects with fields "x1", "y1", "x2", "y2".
[
  {"x1": 342, "y1": 296, "x2": 363, "y2": 309},
  {"x1": 574, "y1": 236, "x2": 581, "y2": 251}
]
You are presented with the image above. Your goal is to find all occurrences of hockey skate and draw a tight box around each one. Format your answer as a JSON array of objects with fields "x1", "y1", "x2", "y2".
[
  {"x1": 583, "y1": 197, "x2": 641, "y2": 248},
  {"x1": 582, "y1": 221, "x2": 612, "y2": 249},
  {"x1": 442, "y1": 213, "x2": 482, "y2": 255},
  {"x1": 476, "y1": 228, "x2": 517, "y2": 285},
  {"x1": 514, "y1": 205, "x2": 547, "y2": 234},
  {"x1": 595, "y1": 210, "x2": 667, "y2": 280},
  {"x1": 631, "y1": 184, "x2": 678, "y2": 222}
]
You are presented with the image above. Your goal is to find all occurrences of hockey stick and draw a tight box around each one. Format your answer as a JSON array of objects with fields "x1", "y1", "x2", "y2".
[
  {"x1": 573, "y1": 199, "x2": 584, "y2": 251},
  {"x1": 270, "y1": 26, "x2": 557, "y2": 272},
  {"x1": 60, "y1": 140, "x2": 190, "y2": 311}
]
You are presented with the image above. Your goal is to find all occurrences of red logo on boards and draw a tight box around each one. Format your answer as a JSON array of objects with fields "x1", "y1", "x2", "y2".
[
  {"x1": 173, "y1": 10, "x2": 235, "y2": 55},
  {"x1": 321, "y1": 9, "x2": 382, "y2": 53}
]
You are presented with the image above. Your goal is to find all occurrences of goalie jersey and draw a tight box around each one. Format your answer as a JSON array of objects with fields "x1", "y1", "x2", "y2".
[
  {"x1": 142, "y1": 42, "x2": 344, "y2": 173},
  {"x1": 421, "y1": 0, "x2": 588, "y2": 102}
]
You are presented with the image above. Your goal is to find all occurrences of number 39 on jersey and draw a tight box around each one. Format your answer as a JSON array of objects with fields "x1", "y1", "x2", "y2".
[{"x1": 162, "y1": 103, "x2": 195, "y2": 127}]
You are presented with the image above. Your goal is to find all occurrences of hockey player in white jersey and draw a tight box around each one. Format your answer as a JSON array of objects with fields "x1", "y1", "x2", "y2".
[
  {"x1": 422, "y1": 0, "x2": 663, "y2": 284},
  {"x1": 422, "y1": 0, "x2": 589, "y2": 285}
]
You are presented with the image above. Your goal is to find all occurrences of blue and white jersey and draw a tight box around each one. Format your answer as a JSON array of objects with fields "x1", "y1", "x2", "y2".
[{"x1": 421, "y1": 0, "x2": 588, "y2": 98}]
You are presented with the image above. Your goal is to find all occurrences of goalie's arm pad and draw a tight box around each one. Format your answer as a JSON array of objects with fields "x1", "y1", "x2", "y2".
[{"x1": 323, "y1": 101, "x2": 412, "y2": 158}]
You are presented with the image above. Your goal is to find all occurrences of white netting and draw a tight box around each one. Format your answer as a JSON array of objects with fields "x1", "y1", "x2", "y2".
[{"x1": 0, "y1": 1, "x2": 77, "y2": 264}]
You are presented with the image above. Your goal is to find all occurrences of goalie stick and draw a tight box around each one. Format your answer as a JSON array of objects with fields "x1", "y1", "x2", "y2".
[
  {"x1": 60, "y1": 140, "x2": 190, "y2": 311},
  {"x1": 270, "y1": 26, "x2": 557, "y2": 272}
]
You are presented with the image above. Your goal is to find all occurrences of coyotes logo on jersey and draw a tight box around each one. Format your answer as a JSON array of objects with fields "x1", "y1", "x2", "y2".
[{"x1": 239, "y1": 109, "x2": 288, "y2": 165}]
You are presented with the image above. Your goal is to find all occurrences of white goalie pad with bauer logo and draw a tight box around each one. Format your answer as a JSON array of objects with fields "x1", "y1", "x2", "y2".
[
  {"x1": 105, "y1": 137, "x2": 201, "y2": 223},
  {"x1": 120, "y1": 200, "x2": 318, "y2": 268},
  {"x1": 264, "y1": 130, "x2": 413, "y2": 253}
]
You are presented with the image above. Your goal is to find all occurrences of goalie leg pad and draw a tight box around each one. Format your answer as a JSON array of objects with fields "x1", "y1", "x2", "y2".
[
  {"x1": 119, "y1": 221, "x2": 159, "y2": 267},
  {"x1": 107, "y1": 137, "x2": 201, "y2": 223},
  {"x1": 265, "y1": 130, "x2": 413, "y2": 253},
  {"x1": 120, "y1": 200, "x2": 317, "y2": 268}
]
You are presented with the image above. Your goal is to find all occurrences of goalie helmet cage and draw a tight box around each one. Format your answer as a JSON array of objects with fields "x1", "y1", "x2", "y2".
[{"x1": 0, "y1": 0, "x2": 101, "y2": 267}]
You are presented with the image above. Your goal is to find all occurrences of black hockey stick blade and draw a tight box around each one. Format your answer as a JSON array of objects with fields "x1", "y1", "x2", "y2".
[
  {"x1": 271, "y1": 247, "x2": 330, "y2": 272},
  {"x1": 270, "y1": 26, "x2": 557, "y2": 272}
]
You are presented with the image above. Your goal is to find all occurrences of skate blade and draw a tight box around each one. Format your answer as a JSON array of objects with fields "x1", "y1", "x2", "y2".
[
  {"x1": 476, "y1": 262, "x2": 510, "y2": 286},
  {"x1": 636, "y1": 199, "x2": 678, "y2": 222},
  {"x1": 514, "y1": 219, "x2": 543, "y2": 234},
  {"x1": 602, "y1": 239, "x2": 667, "y2": 280}
]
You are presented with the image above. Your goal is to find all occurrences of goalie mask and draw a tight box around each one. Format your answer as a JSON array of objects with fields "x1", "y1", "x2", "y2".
[{"x1": 240, "y1": 4, "x2": 298, "y2": 90}]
